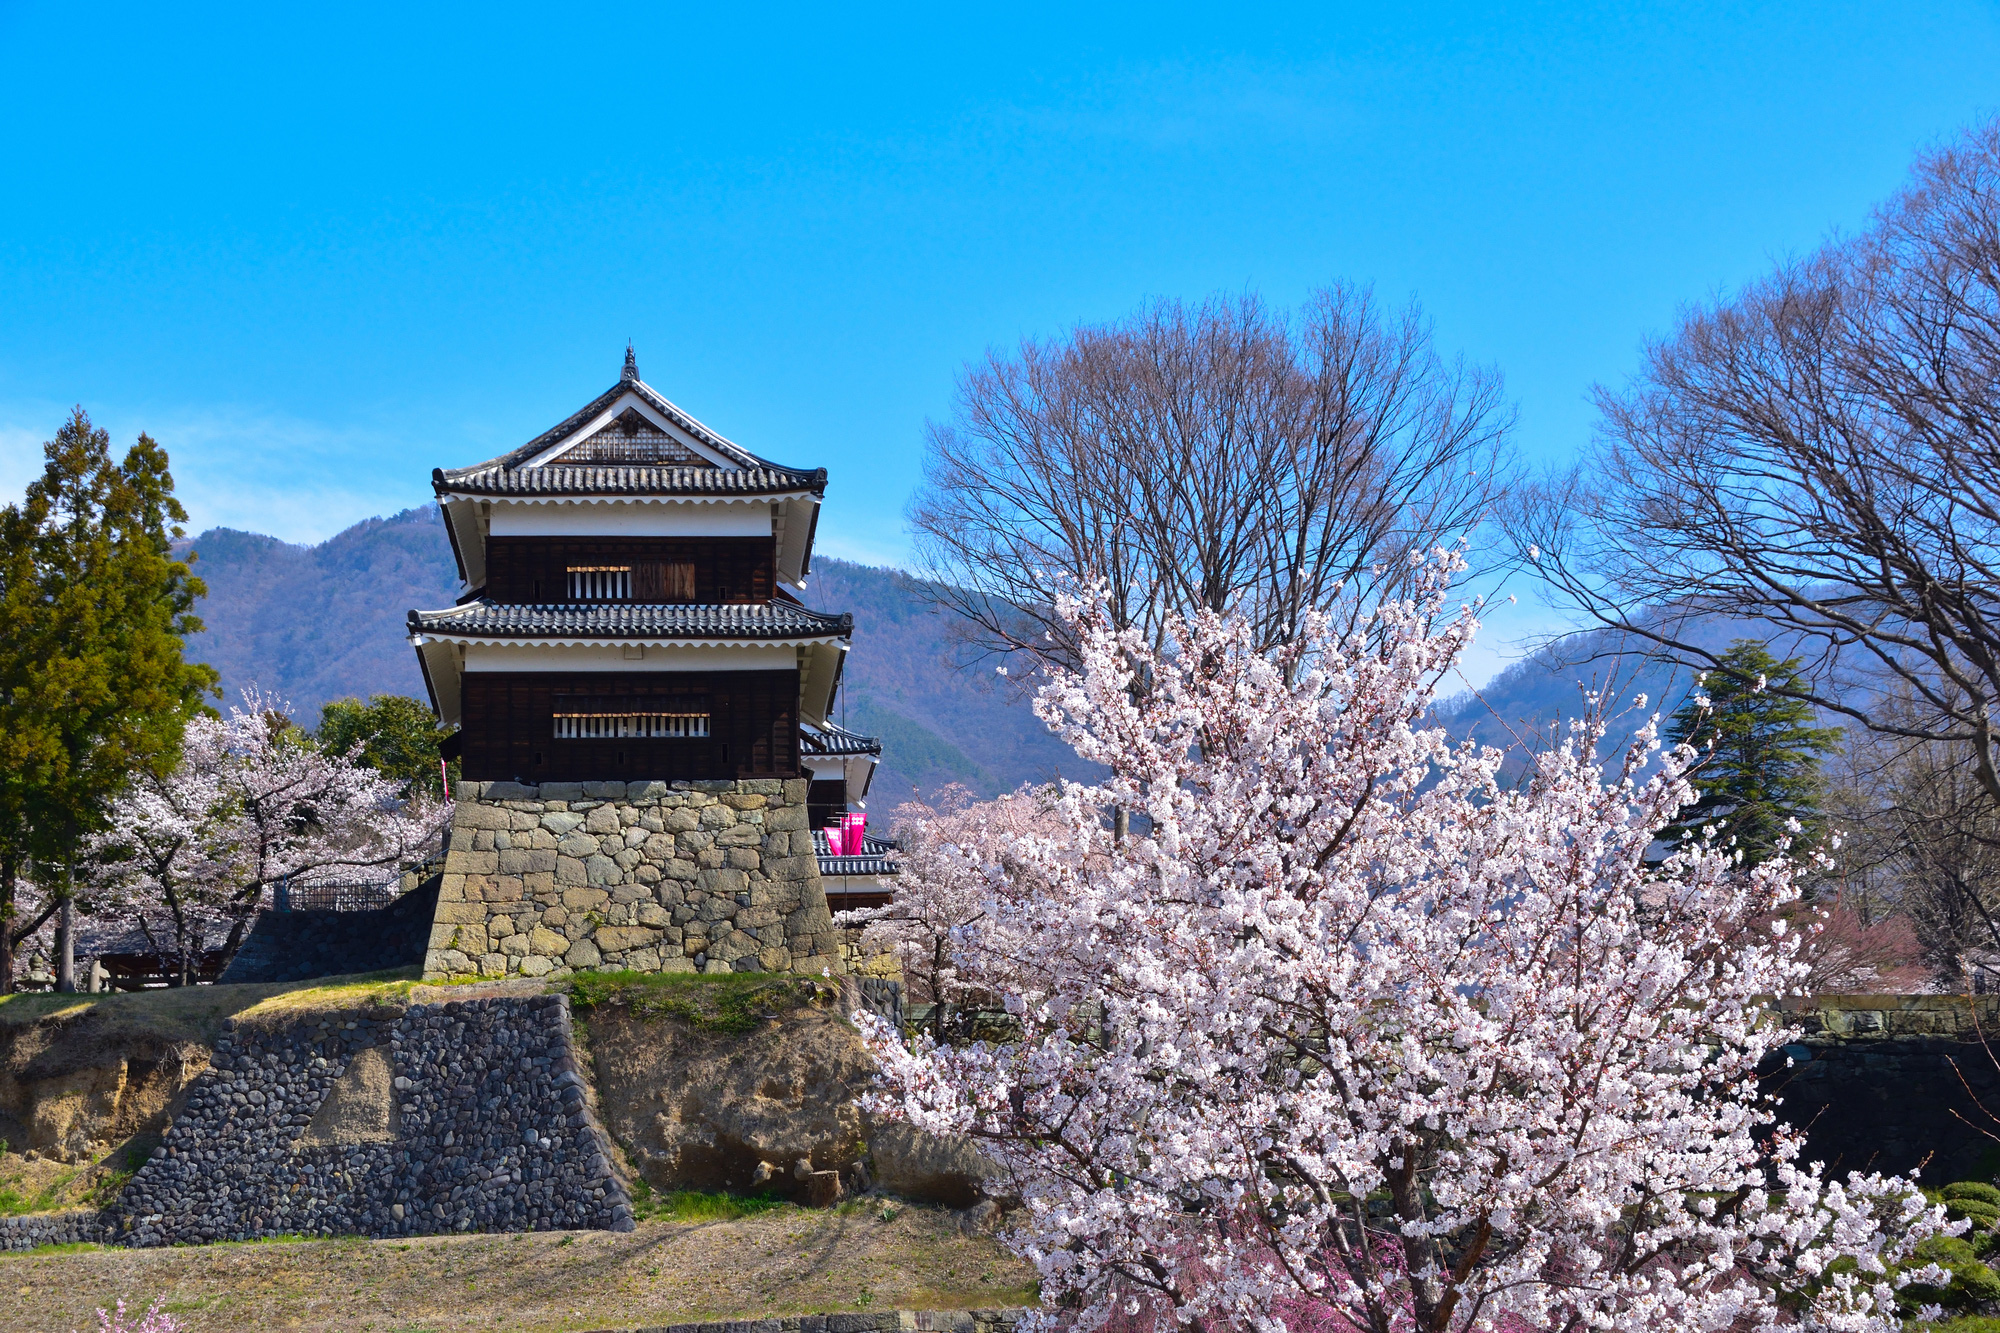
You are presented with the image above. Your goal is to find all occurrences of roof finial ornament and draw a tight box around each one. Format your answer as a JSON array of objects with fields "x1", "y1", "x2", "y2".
[{"x1": 622, "y1": 343, "x2": 639, "y2": 383}]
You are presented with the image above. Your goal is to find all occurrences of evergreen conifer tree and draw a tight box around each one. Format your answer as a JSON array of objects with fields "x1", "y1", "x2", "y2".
[
  {"x1": 0, "y1": 409, "x2": 216, "y2": 990},
  {"x1": 1659, "y1": 639, "x2": 1843, "y2": 864}
]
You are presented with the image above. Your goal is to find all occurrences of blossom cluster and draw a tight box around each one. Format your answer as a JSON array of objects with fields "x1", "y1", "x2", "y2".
[
  {"x1": 860, "y1": 555, "x2": 1951, "y2": 1333},
  {"x1": 89, "y1": 688, "x2": 450, "y2": 973}
]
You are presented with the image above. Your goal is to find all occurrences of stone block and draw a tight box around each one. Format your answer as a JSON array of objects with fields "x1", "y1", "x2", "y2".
[
  {"x1": 583, "y1": 780, "x2": 629, "y2": 799},
  {"x1": 597, "y1": 925, "x2": 662, "y2": 953},
  {"x1": 585, "y1": 804, "x2": 622, "y2": 835},
  {"x1": 613, "y1": 847, "x2": 644, "y2": 871},
  {"x1": 540, "y1": 782, "x2": 585, "y2": 801},
  {"x1": 663, "y1": 807, "x2": 701, "y2": 832},
  {"x1": 721, "y1": 792, "x2": 769, "y2": 810},
  {"x1": 788, "y1": 904, "x2": 836, "y2": 935},
  {"x1": 562, "y1": 886, "x2": 610, "y2": 912},
  {"x1": 714, "y1": 825, "x2": 763, "y2": 847},
  {"x1": 783, "y1": 778, "x2": 811, "y2": 803},
  {"x1": 764, "y1": 855, "x2": 815, "y2": 882},
  {"x1": 699, "y1": 804, "x2": 738, "y2": 829},
  {"x1": 510, "y1": 810, "x2": 543, "y2": 831},
  {"x1": 566, "y1": 938, "x2": 602, "y2": 967},
  {"x1": 530, "y1": 926, "x2": 569, "y2": 955},
  {"x1": 499, "y1": 933, "x2": 530, "y2": 956},
  {"x1": 585, "y1": 854, "x2": 622, "y2": 885},
  {"x1": 522, "y1": 871, "x2": 557, "y2": 896},
  {"x1": 627, "y1": 779, "x2": 673, "y2": 800},
  {"x1": 763, "y1": 805, "x2": 807, "y2": 832},
  {"x1": 541, "y1": 811, "x2": 584, "y2": 836},
  {"x1": 758, "y1": 946, "x2": 793, "y2": 971},
  {"x1": 454, "y1": 803, "x2": 515, "y2": 831},
  {"x1": 727, "y1": 847, "x2": 762, "y2": 870},
  {"x1": 445, "y1": 848, "x2": 499, "y2": 875},
  {"x1": 697, "y1": 847, "x2": 727, "y2": 869},
  {"x1": 497, "y1": 848, "x2": 556, "y2": 877},
  {"x1": 480, "y1": 781, "x2": 537, "y2": 801},
  {"x1": 437, "y1": 873, "x2": 467, "y2": 902},
  {"x1": 433, "y1": 900, "x2": 489, "y2": 925},
  {"x1": 634, "y1": 863, "x2": 663, "y2": 885},
  {"x1": 702, "y1": 868, "x2": 751, "y2": 896},
  {"x1": 636, "y1": 902, "x2": 671, "y2": 926},
  {"x1": 483, "y1": 876, "x2": 525, "y2": 903},
  {"x1": 518, "y1": 954, "x2": 554, "y2": 977},
  {"x1": 557, "y1": 832, "x2": 600, "y2": 858},
  {"x1": 556, "y1": 856, "x2": 588, "y2": 886}
]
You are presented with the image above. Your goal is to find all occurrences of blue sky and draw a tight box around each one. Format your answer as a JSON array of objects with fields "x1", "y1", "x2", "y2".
[{"x1": 2, "y1": 2, "x2": 1997, "y2": 678}]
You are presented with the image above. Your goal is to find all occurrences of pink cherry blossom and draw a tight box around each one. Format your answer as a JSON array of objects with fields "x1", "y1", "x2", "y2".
[{"x1": 859, "y1": 553, "x2": 1952, "y2": 1333}]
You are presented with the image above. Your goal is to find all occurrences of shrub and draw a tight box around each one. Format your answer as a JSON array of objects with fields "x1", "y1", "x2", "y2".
[
  {"x1": 1946, "y1": 1181, "x2": 2000, "y2": 1207},
  {"x1": 1948, "y1": 1198, "x2": 2000, "y2": 1228},
  {"x1": 88, "y1": 1299, "x2": 187, "y2": 1333}
]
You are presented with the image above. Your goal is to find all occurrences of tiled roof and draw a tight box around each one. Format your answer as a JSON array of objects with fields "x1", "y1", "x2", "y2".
[
  {"x1": 801, "y1": 723, "x2": 883, "y2": 757},
  {"x1": 814, "y1": 830, "x2": 900, "y2": 878},
  {"x1": 408, "y1": 600, "x2": 852, "y2": 641},
  {"x1": 434, "y1": 463, "x2": 826, "y2": 499},
  {"x1": 435, "y1": 356, "x2": 820, "y2": 491}
]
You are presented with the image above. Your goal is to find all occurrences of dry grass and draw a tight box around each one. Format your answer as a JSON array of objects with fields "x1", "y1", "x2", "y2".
[
  {"x1": 0, "y1": 969, "x2": 424, "y2": 1045},
  {"x1": 3, "y1": 1204, "x2": 1035, "y2": 1333}
]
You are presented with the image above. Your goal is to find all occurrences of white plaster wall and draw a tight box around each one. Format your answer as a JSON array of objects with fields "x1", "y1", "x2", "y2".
[
  {"x1": 461, "y1": 642, "x2": 796, "y2": 672},
  {"x1": 487, "y1": 500, "x2": 772, "y2": 537}
]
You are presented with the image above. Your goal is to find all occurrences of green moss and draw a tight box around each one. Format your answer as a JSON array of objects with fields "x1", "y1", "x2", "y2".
[
  {"x1": 1949, "y1": 1198, "x2": 2000, "y2": 1227},
  {"x1": 565, "y1": 971, "x2": 836, "y2": 1034},
  {"x1": 1947, "y1": 1181, "x2": 2000, "y2": 1207},
  {"x1": 626, "y1": 1179, "x2": 792, "y2": 1222}
]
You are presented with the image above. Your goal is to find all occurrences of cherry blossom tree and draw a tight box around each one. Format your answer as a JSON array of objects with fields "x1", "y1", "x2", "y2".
[
  {"x1": 837, "y1": 784, "x2": 1075, "y2": 1038},
  {"x1": 93, "y1": 689, "x2": 451, "y2": 978},
  {"x1": 860, "y1": 555, "x2": 1952, "y2": 1333}
]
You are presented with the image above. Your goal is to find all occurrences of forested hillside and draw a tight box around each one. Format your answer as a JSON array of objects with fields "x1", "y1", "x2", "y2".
[{"x1": 179, "y1": 508, "x2": 1081, "y2": 810}]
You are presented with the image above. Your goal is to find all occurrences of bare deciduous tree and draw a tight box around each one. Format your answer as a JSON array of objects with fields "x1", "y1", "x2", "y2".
[
  {"x1": 911, "y1": 286, "x2": 1514, "y2": 685},
  {"x1": 1824, "y1": 690, "x2": 2000, "y2": 979},
  {"x1": 1513, "y1": 117, "x2": 2000, "y2": 814}
]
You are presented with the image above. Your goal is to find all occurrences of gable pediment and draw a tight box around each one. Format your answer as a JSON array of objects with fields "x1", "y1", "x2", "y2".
[{"x1": 525, "y1": 391, "x2": 730, "y2": 470}]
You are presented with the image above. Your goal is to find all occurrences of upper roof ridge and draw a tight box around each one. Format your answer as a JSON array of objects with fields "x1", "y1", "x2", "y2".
[{"x1": 437, "y1": 348, "x2": 816, "y2": 483}]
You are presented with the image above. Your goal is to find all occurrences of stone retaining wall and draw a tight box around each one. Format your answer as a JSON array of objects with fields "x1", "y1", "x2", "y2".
[
  {"x1": 1773, "y1": 994, "x2": 2000, "y2": 1183},
  {"x1": 11, "y1": 994, "x2": 635, "y2": 1249},
  {"x1": 0, "y1": 1208, "x2": 109, "y2": 1252},
  {"x1": 427, "y1": 779, "x2": 841, "y2": 982}
]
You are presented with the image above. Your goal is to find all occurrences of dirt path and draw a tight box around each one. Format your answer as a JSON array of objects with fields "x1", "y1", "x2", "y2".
[{"x1": 5, "y1": 1205, "x2": 1036, "y2": 1333}]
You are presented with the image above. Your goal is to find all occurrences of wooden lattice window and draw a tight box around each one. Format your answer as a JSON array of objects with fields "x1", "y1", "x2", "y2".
[
  {"x1": 552, "y1": 694, "x2": 710, "y2": 740},
  {"x1": 567, "y1": 566, "x2": 631, "y2": 600}
]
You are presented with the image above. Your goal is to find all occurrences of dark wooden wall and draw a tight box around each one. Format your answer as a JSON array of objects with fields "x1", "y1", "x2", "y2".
[
  {"x1": 484, "y1": 537, "x2": 774, "y2": 604},
  {"x1": 807, "y1": 779, "x2": 848, "y2": 831},
  {"x1": 459, "y1": 670, "x2": 799, "y2": 782}
]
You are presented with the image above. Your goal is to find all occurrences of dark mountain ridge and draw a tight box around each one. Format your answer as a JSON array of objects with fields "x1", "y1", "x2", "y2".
[
  {"x1": 179, "y1": 508, "x2": 1080, "y2": 810},
  {"x1": 180, "y1": 507, "x2": 1791, "y2": 810}
]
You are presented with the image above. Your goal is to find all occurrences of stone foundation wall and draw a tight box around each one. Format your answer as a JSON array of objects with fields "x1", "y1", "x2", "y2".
[
  {"x1": 426, "y1": 778, "x2": 841, "y2": 982},
  {"x1": 4, "y1": 995, "x2": 633, "y2": 1249},
  {"x1": 1772, "y1": 994, "x2": 2000, "y2": 1183}
]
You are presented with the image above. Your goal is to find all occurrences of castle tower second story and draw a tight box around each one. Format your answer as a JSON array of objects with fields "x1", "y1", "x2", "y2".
[{"x1": 408, "y1": 349, "x2": 867, "y2": 788}]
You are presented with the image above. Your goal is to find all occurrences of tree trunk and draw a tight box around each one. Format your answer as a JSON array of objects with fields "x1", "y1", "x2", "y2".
[
  {"x1": 0, "y1": 849, "x2": 15, "y2": 995},
  {"x1": 1113, "y1": 804, "x2": 1129, "y2": 844},
  {"x1": 55, "y1": 896, "x2": 75, "y2": 993}
]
